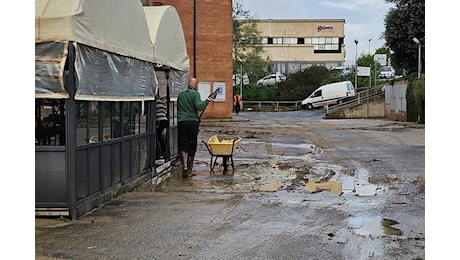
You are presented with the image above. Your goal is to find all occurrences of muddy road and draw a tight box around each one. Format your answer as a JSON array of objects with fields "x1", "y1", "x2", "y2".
[{"x1": 36, "y1": 110, "x2": 425, "y2": 259}]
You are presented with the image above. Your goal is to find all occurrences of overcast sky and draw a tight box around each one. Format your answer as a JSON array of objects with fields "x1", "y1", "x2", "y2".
[{"x1": 238, "y1": 0, "x2": 395, "y2": 62}]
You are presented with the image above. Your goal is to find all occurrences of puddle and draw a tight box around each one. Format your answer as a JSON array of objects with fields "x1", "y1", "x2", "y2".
[
  {"x1": 340, "y1": 168, "x2": 382, "y2": 196},
  {"x1": 349, "y1": 216, "x2": 402, "y2": 237}
]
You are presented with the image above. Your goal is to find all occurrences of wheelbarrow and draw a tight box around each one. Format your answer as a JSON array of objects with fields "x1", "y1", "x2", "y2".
[{"x1": 202, "y1": 135, "x2": 241, "y2": 174}]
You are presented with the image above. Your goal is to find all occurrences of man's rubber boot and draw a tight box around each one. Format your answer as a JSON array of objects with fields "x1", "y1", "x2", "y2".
[
  {"x1": 179, "y1": 152, "x2": 188, "y2": 178},
  {"x1": 187, "y1": 155, "x2": 195, "y2": 177}
]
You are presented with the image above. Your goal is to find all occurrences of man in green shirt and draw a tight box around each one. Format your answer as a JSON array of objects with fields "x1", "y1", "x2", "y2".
[{"x1": 177, "y1": 78, "x2": 217, "y2": 178}]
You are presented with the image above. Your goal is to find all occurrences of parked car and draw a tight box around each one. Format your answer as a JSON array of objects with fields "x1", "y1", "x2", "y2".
[
  {"x1": 331, "y1": 66, "x2": 352, "y2": 78},
  {"x1": 257, "y1": 73, "x2": 286, "y2": 86},
  {"x1": 379, "y1": 66, "x2": 395, "y2": 79}
]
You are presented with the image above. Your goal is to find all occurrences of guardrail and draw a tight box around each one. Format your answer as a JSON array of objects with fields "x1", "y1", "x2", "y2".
[
  {"x1": 242, "y1": 100, "x2": 302, "y2": 111},
  {"x1": 325, "y1": 85, "x2": 385, "y2": 114},
  {"x1": 241, "y1": 85, "x2": 385, "y2": 113}
]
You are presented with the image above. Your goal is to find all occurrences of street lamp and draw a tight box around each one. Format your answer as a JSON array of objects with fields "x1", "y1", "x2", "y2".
[
  {"x1": 238, "y1": 60, "x2": 243, "y2": 108},
  {"x1": 413, "y1": 37, "x2": 421, "y2": 78},
  {"x1": 354, "y1": 39, "x2": 358, "y2": 89},
  {"x1": 368, "y1": 39, "x2": 372, "y2": 54}
]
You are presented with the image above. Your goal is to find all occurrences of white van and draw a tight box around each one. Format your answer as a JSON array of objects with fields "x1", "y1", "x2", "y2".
[{"x1": 301, "y1": 81, "x2": 355, "y2": 110}]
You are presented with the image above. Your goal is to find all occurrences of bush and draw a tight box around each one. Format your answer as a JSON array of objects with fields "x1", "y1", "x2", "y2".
[{"x1": 241, "y1": 66, "x2": 343, "y2": 101}]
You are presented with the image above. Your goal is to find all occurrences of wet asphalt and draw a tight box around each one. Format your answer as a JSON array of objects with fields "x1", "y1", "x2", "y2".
[{"x1": 35, "y1": 110, "x2": 425, "y2": 259}]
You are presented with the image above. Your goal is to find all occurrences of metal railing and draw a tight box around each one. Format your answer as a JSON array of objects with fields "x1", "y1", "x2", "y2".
[
  {"x1": 325, "y1": 85, "x2": 385, "y2": 114},
  {"x1": 242, "y1": 100, "x2": 302, "y2": 111}
]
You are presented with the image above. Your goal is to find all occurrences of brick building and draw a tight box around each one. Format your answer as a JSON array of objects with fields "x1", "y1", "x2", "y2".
[{"x1": 142, "y1": 0, "x2": 234, "y2": 119}]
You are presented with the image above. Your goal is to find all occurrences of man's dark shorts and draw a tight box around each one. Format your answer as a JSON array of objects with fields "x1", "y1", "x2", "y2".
[{"x1": 178, "y1": 121, "x2": 199, "y2": 156}]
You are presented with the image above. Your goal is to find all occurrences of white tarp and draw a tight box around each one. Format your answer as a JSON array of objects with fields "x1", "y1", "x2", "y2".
[
  {"x1": 35, "y1": 0, "x2": 156, "y2": 63},
  {"x1": 143, "y1": 6, "x2": 189, "y2": 71},
  {"x1": 35, "y1": 0, "x2": 191, "y2": 100}
]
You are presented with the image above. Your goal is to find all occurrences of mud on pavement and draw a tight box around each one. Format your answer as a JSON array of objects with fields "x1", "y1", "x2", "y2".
[{"x1": 36, "y1": 111, "x2": 425, "y2": 260}]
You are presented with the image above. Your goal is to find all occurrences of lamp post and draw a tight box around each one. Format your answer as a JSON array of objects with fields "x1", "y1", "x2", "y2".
[
  {"x1": 238, "y1": 60, "x2": 243, "y2": 109},
  {"x1": 413, "y1": 37, "x2": 421, "y2": 78},
  {"x1": 368, "y1": 39, "x2": 372, "y2": 54},
  {"x1": 354, "y1": 39, "x2": 358, "y2": 89}
]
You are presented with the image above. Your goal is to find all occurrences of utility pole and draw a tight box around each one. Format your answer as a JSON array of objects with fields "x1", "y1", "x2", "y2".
[
  {"x1": 413, "y1": 37, "x2": 421, "y2": 78},
  {"x1": 354, "y1": 39, "x2": 358, "y2": 89},
  {"x1": 368, "y1": 39, "x2": 372, "y2": 54}
]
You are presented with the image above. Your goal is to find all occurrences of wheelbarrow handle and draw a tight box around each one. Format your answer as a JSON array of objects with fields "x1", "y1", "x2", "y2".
[{"x1": 202, "y1": 140, "x2": 212, "y2": 154}]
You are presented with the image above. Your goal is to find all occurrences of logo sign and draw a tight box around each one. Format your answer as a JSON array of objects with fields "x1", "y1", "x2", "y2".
[
  {"x1": 212, "y1": 82, "x2": 226, "y2": 102},
  {"x1": 317, "y1": 25, "x2": 333, "y2": 32},
  {"x1": 374, "y1": 54, "x2": 387, "y2": 66},
  {"x1": 357, "y1": 66, "x2": 371, "y2": 77}
]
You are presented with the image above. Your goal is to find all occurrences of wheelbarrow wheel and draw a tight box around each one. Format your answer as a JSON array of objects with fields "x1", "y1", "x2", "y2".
[{"x1": 222, "y1": 156, "x2": 229, "y2": 171}]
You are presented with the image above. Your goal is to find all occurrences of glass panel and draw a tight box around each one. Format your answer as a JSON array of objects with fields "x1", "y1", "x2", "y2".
[
  {"x1": 312, "y1": 38, "x2": 319, "y2": 44},
  {"x1": 76, "y1": 101, "x2": 88, "y2": 145},
  {"x1": 35, "y1": 99, "x2": 66, "y2": 146},
  {"x1": 88, "y1": 102, "x2": 99, "y2": 143},
  {"x1": 317, "y1": 45, "x2": 326, "y2": 50},
  {"x1": 139, "y1": 101, "x2": 146, "y2": 134},
  {"x1": 325, "y1": 38, "x2": 332, "y2": 44},
  {"x1": 101, "y1": 102, "x2": 112, "y2": 141},
  {"x1": 332, "y1": 37, "x2": 339, "y2": 44},
  {"x1": 318, "y1": 38, "x2": 326, "y2": 44},
  {"x1": 305, "y1": 38, "x2": 312, "y2": 44}
]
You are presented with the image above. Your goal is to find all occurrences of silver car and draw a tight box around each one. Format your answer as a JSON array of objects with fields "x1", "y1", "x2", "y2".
[
  {"x1": 257, "y1": 73, "x2": 286, "y2": 86},
  {"x1": 379, "y1": 66, "x2": 395, "y2": 79}
]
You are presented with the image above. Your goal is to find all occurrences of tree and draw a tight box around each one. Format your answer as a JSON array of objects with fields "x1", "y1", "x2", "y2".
[
  {"x1": 383, "y1": 0, "x2": 424, "y2": 74},
  {"x1": 232, "y1": 0, "x2": 269, "y2": 86},
  {"x1": 354, "y1": 54, "x2": 382, "y2": 88}
]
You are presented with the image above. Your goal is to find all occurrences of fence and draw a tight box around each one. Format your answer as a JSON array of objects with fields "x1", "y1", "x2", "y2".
[{"x1": 242, "y1": 100, "x2": 302, "y2": 111}]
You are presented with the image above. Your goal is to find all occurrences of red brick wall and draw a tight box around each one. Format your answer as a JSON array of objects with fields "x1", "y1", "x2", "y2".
[{"x1": 143, "y1": 0, "x2": 234, "y2": 119}]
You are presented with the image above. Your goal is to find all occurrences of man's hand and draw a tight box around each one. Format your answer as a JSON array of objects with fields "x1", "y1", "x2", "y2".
[{"x1": 208, "y1": 90, "x2": 218, "y2": 100}]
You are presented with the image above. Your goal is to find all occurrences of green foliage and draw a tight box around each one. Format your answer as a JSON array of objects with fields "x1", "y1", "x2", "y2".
[
  {"x1": 406, "y1": 74, "x2": 425, "y2": 122},
  {"x1": 242, "y1": 66, "x2": 345, "y2": 101},
  {"x1": 384, "y1": 0, "x2": 424, "y2": 74},
  {"x1": 232, "y1": 0, "x2": 269, "y2": 84},
  {"x1": 239, "y1": 84, "x2": 276, "y2": 101},
  {"x1": 353, "y1": 54, "x2": 383, "y2": 88}
]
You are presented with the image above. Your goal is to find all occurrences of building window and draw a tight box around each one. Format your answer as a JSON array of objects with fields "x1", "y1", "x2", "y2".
[
  {"x1": 283, "y1": 38, "x2": 296, "y2": 44},
  {"x1": 261, "y1": 36, "x2": 342, "y2": 53},
  {"x1": 272, "y1": 37, "x2": 283, "y2": 44}
]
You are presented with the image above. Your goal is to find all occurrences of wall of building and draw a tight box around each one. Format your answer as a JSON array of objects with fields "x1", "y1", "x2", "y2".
[
  {"x1": 256, "y1": 19, "x2": 346, "y2": 74},
  {"x1": 143, "y1": 0, "x2": 234, "y2": 119}
]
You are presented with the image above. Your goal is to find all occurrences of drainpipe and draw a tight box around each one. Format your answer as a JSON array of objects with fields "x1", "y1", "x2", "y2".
[{"x1": 193, "y1": 0, "x2": 197, "y2": 78}]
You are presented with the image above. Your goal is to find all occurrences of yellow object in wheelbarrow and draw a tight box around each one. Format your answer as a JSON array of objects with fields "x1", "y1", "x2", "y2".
[{"x1": 203, "y1": 135, "x2": 241, "y2": 174}]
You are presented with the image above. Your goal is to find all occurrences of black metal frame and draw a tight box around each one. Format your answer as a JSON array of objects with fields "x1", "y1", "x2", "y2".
[{"x1": 36, "y1": 43, "x2": 160, "y2": 219}]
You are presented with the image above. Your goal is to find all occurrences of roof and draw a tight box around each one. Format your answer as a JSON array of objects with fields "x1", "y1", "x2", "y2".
[
  {"x1": 143, "y1": 6, "x2": 189, "y2": 71},
  {"x1": 35, "y1": 0, "x2": 156, "y2": 63}
]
